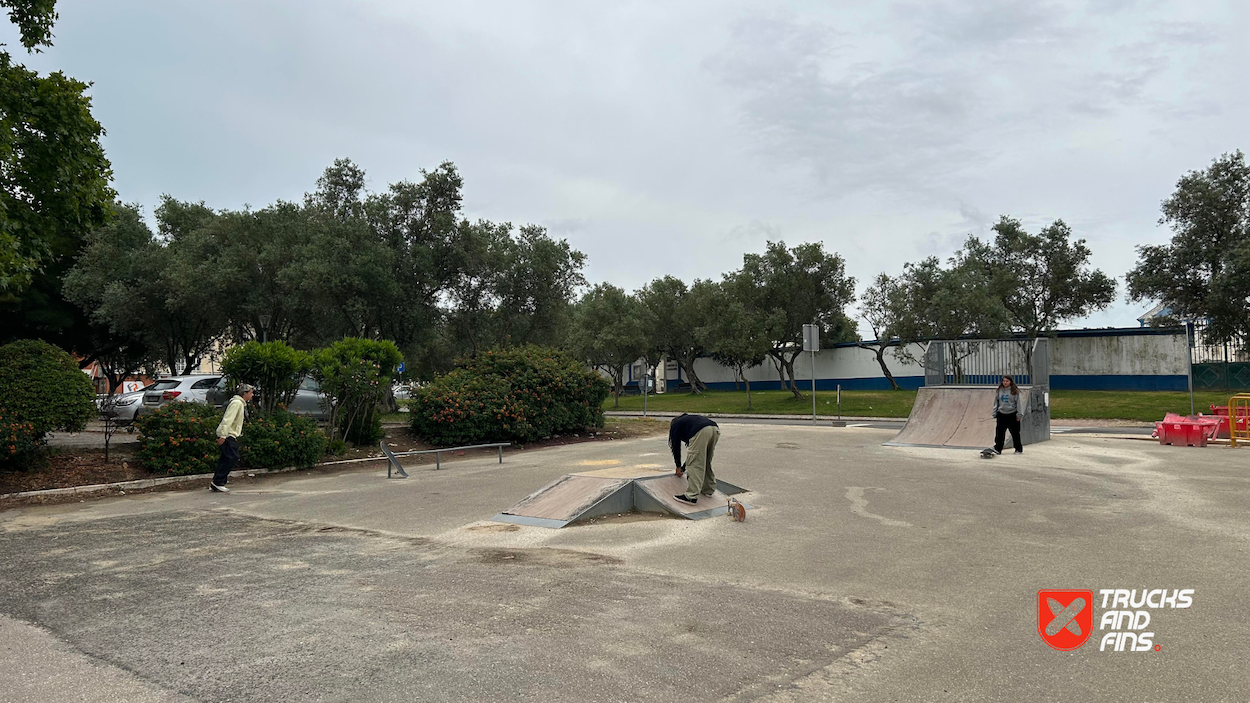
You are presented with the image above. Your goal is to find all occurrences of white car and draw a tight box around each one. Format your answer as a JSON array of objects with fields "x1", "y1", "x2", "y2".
[{"x1": 133, "y1": 374, "x2": 222, "y2": 419}]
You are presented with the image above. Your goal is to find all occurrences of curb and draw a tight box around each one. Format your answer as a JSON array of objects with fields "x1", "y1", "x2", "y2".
[
  {"x1": 605, "y1": 411, "x2": 905, "y2": 422},
  {"x1": 0, "y1": 464, "x2": 308, "y2": 501}
]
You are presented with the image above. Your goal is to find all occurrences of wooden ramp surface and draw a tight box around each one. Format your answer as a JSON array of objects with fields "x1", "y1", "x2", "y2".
[{"x1": 502, "y1": 475, "x2": 628, "y2": 522}]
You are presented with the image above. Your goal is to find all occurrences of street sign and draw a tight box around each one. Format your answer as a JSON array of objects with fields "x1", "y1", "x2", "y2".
[
  {"x1": 396, "y1": 362, "x2": 405, "y2": 374},
  {"x1": 802, "y1": 324, "x2": 819, "y2": 352}
]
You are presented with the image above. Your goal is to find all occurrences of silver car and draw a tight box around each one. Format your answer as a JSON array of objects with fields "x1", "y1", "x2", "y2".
[
  {"x1": 98, "y1": 385, "x2": 155, "y2": 424},
  {"x1": 134, "y1": 375, "x2": 223, "y2": 418},
  {"x1": 206, "y1": 376, "x2": 329, "y2": 421}
]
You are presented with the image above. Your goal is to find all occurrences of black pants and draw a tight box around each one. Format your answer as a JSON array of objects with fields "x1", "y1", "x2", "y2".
[
  {"x1": 214, "y1": 437, "x2": 239, "y2": 485},
  {"x1": 994, "y1": 413, "x2": 1022, "y2": 452}
]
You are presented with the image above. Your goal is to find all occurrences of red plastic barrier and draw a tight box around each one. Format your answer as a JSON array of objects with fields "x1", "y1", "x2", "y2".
[{"x1": 1155, "y1": 415, "x2": 1220, "y2": 447}]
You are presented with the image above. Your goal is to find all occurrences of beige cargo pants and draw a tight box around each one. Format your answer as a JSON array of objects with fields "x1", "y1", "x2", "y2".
[{"x1": 683, "y1": 425, "x2": 720, "y2": 500}]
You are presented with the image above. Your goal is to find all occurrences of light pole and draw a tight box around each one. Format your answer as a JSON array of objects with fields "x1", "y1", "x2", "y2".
[{"x1": 259, "y1": 314, "x2": 271, "y2": 344}]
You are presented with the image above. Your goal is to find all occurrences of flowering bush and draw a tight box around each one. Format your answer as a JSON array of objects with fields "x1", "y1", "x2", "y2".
[
  {"x1": 1, "y1": 408, "x2": 41, "y2": 469},
  {"x1": 240, "y1": 409, "x2": 327, "y2": 470},
  {"x1": 0, "y1": 339, "x2": 96, "y2": 469},
  {"x1": 410, "y1": 346, "x2": 611, "y2": 446},
  {"x1": 311, "y1": 338, "x2": 402, "y2": 445},
  {"x1": 134, "y1": 402, "x2": 220, "y2": 476},
  {"x1": 136, "y1": 404, "x2": 330, "y2": 475}
]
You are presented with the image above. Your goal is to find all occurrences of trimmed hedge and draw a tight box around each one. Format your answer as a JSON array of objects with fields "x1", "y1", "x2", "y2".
[
  {"x1": 410, "y1": 346, "x2": 611, "y2": 446},
  {"x1": 135, "y1": 403, "x2": 329, "y2": 475},
  {"x1": 0, "y1": 339, "x2": 98, "y2": 469}
]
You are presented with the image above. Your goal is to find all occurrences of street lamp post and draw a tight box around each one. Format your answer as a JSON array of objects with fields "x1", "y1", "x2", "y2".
[{"x1": 259, "y1": 314, "x2": 272, "y2": 344}]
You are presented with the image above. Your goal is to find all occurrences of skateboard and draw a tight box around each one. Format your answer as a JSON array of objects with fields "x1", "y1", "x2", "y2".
[{"x1": 980, "y1": 447, "x2": 998, "y2": 459}]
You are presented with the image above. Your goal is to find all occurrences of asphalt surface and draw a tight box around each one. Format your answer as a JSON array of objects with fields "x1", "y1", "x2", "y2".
[{"x1": 2, "y1": 424, "x2": 1246, "y2": 701}]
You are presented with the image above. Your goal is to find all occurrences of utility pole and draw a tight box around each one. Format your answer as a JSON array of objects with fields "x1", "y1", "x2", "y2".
[{"x1": 803, "y1": 324, "x2": 819, "y2": 424}]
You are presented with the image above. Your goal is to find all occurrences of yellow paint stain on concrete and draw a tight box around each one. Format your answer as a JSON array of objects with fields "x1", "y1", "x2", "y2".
[{"x1": 575, "y1": 459, "x2": 621, "y2": 467}]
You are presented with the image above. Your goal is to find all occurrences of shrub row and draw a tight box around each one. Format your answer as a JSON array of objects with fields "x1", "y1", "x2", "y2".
[
  {"x1": 134, "y1": 403, "x2": 327, "y2": 476},
  {"x1": 409, "y1": 346, "x2": 610, "y2": 446},
  {"x1": 0, "y1": 339, "x2": 97, "y2": 470}
]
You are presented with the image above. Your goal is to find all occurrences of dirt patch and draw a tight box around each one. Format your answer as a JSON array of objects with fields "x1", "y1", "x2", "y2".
[
  {"x1": 465, "y1": 524, "x2": 521, "y2": 533},
  {"x1": 0, "y1": 447, "x2": 148, "y2": 495},
  {"x1": 472, "y1": 547, "x2": 625, "y2": 568},
  {"x1": 775, "y1": 442, "x2": 801, "y2": 450}
]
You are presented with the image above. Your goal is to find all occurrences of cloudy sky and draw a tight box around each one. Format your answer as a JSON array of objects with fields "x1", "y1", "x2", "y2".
[{"x1": 6, "y1": 0, "x2": 1248, "y2": 332}]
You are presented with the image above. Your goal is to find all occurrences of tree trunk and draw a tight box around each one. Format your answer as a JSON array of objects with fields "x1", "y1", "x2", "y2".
[
  {"x1": 769, "y1": 352, "x2": 789, "y2": 392},
  {"x1": 873, "y1": 345, "x2": 900, "y2": 390},
  {"x1": 678, "y1": 354, "x2": 707, "y2": 395},
  {"x1": 612, "y1": 365, "x2": 623, "y2": 408},
  {"x1": 744, "y1": 371, "x2": 753, "y2": 410},
  {"x1": 782, "y1": 353, "x2": 804, "y2": 400}
]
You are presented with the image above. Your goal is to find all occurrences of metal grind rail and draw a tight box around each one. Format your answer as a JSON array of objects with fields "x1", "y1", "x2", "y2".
[{"x1": 380, "y1": 441, "x2": 511, "y2": 477}]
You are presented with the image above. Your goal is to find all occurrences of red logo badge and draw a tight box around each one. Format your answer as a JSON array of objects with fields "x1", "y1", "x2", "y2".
[{"x1": 1037, "y1": 589, "x2": 1094, "y2": 650}]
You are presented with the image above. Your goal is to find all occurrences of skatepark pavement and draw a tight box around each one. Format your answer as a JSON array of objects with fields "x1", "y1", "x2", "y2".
[{"x1": 1, "y1": 423, "x2": 1247, "y2": 701}]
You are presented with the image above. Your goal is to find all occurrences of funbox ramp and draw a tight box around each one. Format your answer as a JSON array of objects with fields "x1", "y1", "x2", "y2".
[
  {"x1": 492, "y1": 467, "x2": 748, "y2": 528},
  {"x1": 885, "y1": 385, "x2": 1050, "y2": 449}
]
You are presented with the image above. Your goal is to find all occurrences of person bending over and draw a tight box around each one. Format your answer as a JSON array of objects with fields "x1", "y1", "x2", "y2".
[{"x1": 669, "y1": 413, "x2": 720, "y2": 504}]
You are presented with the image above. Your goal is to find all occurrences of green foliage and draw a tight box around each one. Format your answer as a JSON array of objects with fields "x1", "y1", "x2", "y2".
[
  {"x1": 311, "y1": 337, "x2": 402, "y2": 444},
  {"x1": 695, "y1": 282, "x2": 777, "y2": 407},
  {"x1": 239, "y1": 409, "x2": 327, "y2": 470},
  {"x1": 0, "y1": 339, "x2": 95, "y2": 439},
  {"x1": 1, "y1": 1, "x2": 114, "y2": 295},
  {"x1": 0, "y1": 406, "x2": 40, "y2": 468},
  {"x1": 637, "y1": 276, "x2": 710, "y2": 392},
  {"x1": 63, "y1": 202, "x2": 228, "y2": 375},
  {"x1": 568, "y1": 283, "x2": 648, "y2": 407},
  {"x1": 962, "y1": 216, "x2": 1117, "y2": 337},
  {"x1": 220, "y1": 341, "x2": 311, "y2": 412},
  {"x1": 134, "y1": 402, "x2": 220, "y2": 476},
  {"x1": 410, "y1": 346, "x2": 611, "y2": 446},
  {"x1": 1128, "y1": 151, "x2": 1250, "y2": 345}
]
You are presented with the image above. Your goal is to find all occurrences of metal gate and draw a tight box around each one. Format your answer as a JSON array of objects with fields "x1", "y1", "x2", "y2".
[{"x1": 923, "y1": 338, "x2": 1050, "y2": 387}]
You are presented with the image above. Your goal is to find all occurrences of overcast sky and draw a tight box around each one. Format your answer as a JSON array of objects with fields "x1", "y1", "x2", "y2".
[{"x1": 6, "y1": 0, "x2": 1248, "y2": 333}]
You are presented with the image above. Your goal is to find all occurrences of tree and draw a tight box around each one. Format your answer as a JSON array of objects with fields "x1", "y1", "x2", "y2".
[
  {"x1": 1, "y1": 0, "x2": 115, "y2": 295},
  {"x1": 637, "y1": 276, "x2": 715, "y2": 394},
  {"x1": 696, "y1": 282, "x2": 774, "y2": 408},
  {"x1": 856, "y1": 274, "x2": 904, "y2": 390},
  {"x1": 569, "y1": 284, "x2": 647, "y2": 408},
  {"x1": 63, "y1": 202, "x2": 229, "y2": 375},
  {"x1": 728, "y1": 241, "x2": 856, "y2": 399},
  {"x1": 963, "y1": 216, "x2": 1117, "y2": 337},
  {"x1": 879, "y1": 255, "x2": 1010, "y2": 382},
  {"x1": 1127, "y1": 151, "x2": 1250, "y2": 344}
]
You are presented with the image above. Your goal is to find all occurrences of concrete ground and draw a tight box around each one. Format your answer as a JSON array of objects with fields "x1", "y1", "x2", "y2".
[{"x1": 1, "y1": 424, "x2": 1246, "y2": 702}]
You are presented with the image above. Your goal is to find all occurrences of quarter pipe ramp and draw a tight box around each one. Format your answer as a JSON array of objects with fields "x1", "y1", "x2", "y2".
[{"x1": 886, "y1": 385, "x2": 1050, "y2": 449}]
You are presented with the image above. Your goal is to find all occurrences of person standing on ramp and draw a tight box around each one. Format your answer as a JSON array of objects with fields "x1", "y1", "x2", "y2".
[
  {"x1": 991, "y1": 375, "x2": 1023, "y2": 454},
  {"x1": 669, "y1": 413, "x2": 720, "y2": 504}
]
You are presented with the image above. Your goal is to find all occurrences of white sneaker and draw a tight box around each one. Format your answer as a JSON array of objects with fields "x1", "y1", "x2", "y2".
[{"x1": 209, "y1": 483, "x2": 230, "y2": 493}]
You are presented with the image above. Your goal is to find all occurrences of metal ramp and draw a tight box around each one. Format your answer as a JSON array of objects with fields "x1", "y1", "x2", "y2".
[{"x1": 492, "y1": 467, "x2": 749, "y2": 528}]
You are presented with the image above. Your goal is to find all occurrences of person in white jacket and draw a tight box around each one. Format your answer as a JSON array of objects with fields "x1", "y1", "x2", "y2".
[
  {"x1": 991, "y1": 375, "x2": 1023, "y2": 455},
  {"x1": 211, "y1": 384, "x2": 254, "y2": 492}
]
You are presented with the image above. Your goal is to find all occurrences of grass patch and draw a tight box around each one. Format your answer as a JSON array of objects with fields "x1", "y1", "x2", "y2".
[
  {"x1": 604, "y1": 388, "x2": 1239, "y2": 421},
  {"x1": 605, "y1": 389, "x2": 916, "y2": 417},
  {"x1": 1049, "y1": 390, "x2": 1232, "y2": 422}
]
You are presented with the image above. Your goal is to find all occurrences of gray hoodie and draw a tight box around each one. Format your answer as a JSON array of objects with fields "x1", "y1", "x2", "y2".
[{"x1": 992, "y1": 387, "x2": 1021, "y2": 417}]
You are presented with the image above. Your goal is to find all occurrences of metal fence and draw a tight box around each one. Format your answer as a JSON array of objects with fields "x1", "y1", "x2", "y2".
[{"x1": 923, "y1": 338, "x2": 1050, "y2": 387}]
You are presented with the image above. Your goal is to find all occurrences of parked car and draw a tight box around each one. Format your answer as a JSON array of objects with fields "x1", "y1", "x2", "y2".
[
  {"x1": 133, "y1": 375, "x2": 222, "y2": 418},
  {"x1": 206, "y1": 376, "x2": 329, "y2": 421},
  {"x1": 98, "y1": 384, "x2": 156, "y2": 424}
]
